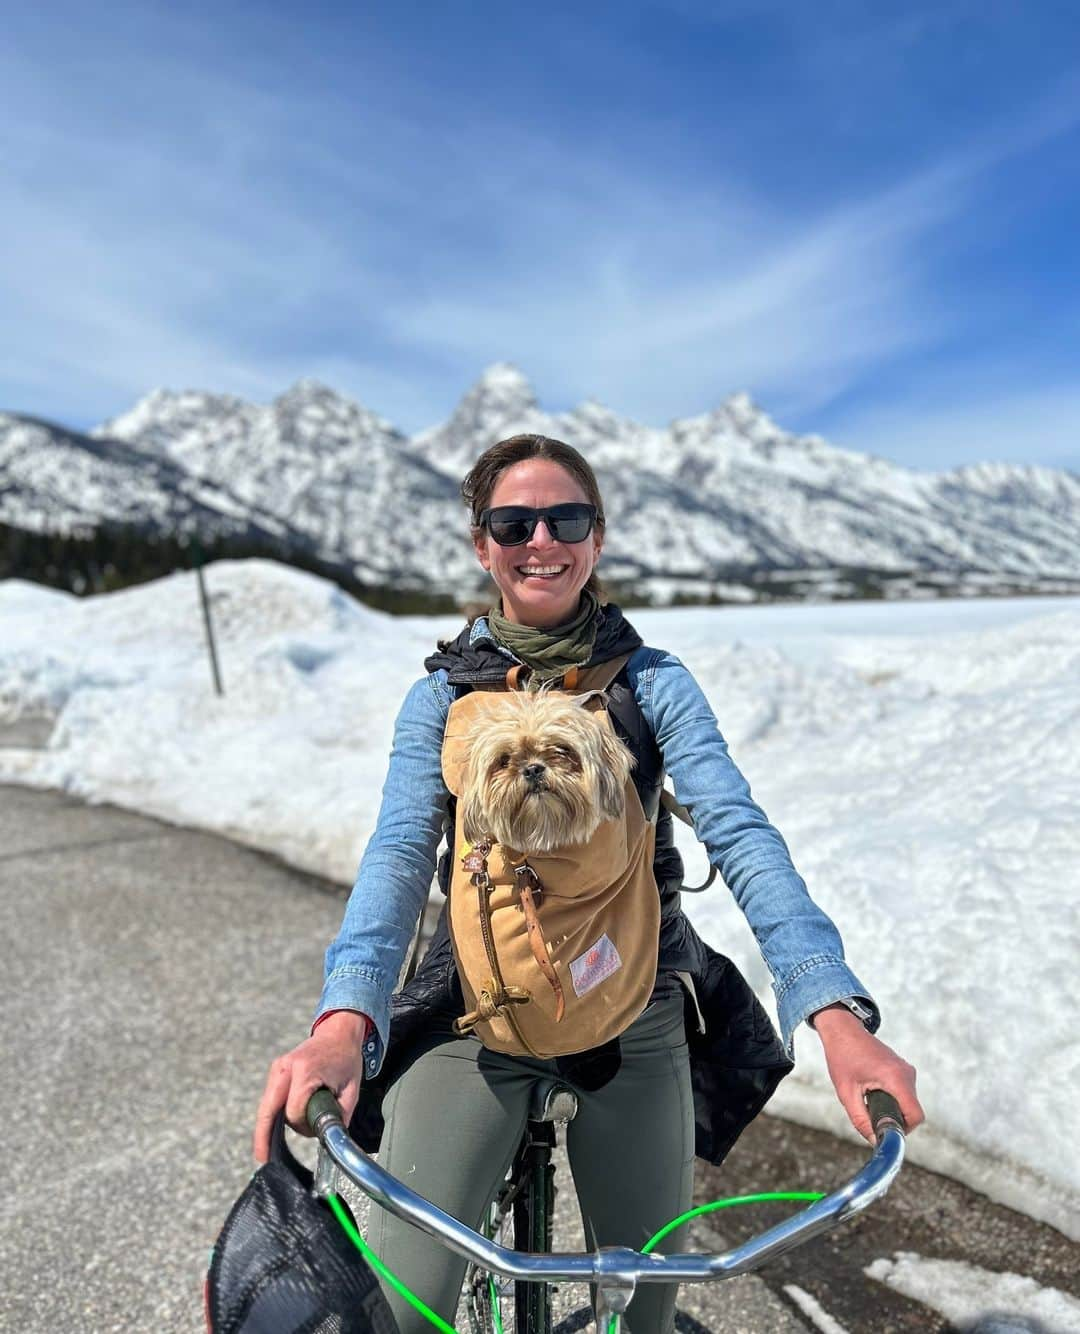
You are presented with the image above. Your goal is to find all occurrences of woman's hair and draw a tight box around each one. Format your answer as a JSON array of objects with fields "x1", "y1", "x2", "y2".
[{"x1": 461, "y1": 434, "x2": 607, "y2": 599}]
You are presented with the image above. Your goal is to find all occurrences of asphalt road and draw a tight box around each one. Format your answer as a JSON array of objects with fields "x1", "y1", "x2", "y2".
[{"x1": 1, "y1": 783, "x2": 1076, "y2": 1333}]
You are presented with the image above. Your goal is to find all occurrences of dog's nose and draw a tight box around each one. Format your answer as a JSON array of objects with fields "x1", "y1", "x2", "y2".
[{"x1": 522, "y1": 763, "x2": 546, "y2": 784}]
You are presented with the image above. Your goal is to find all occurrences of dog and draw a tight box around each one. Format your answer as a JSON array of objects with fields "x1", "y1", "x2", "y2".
[{"x1": 458, "y1": 689, "x2": 635, "y2": 854}]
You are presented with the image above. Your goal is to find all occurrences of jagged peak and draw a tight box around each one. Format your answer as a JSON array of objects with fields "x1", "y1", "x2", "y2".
[
  {"x1": 715, "y1": 391, "x2": 785, "y2": 438},
  {"x1": 563, "y1": 397, "x2": 656, "y2": 445},
  {"x1": 92, "y1": 386, "x2": 254, "y2": 440},
  {"x1": 273, "y1": 377, "x2": 358, "y2": 409},
  {"x1": 269, "y1": 378, "x2": 402, "y2": 444},
  {"x1": 721, "y1": 389, "x2": 761, "y2": 417},
  {"x1": 570, "y1": 397, "x2": 621, "y2": 427},
  {"x1": 669, "y1": 390, "x2": 762, "y2": 436},
  {"x1": 123, "y1": 386, "x2": 243, "y2": 411},
  {"x1": 451, "y1": 362, "x2": 538, "y2": 416},
  {"x1": 430, "y1": 363, "x2": 542, "y2": 450},
  {"x1": 471, "y1": 361, "x2": 536, "y2": 397}
]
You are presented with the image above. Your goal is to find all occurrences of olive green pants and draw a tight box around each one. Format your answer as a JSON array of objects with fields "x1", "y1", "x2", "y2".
[{"x1": 367, "y1": 991, "x2": 695, "y2": 1333}]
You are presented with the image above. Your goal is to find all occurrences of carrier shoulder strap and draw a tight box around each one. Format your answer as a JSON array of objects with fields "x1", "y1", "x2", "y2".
[
  {"x1": 657, "y1": 789, "x2": 717, "y2": 892},
  {"x1": 550, "y1": 652, "x2": 633, "y2": 696},
  {"x1": 660, "y1": 788, "x2": 693, "y2": 827},
  {"x1": 476, "y1": 652, "x2": 634, "y2": 697}
]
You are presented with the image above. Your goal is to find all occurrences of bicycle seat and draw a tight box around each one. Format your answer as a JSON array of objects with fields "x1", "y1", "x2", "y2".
[{"x1": 529, "y1": 1078, "x2": 579, "y2": 1124}]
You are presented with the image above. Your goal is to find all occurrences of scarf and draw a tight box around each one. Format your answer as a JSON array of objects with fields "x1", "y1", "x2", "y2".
[{"x1": 485, "y1": 590, "x2": 601, "y2": 683}]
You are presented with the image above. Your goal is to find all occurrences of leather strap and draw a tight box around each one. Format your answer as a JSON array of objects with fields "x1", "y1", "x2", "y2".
[
  {"x1": 454, "y1": 981, "x2": 532, "y2": 1035},
  {"x1": 515, "y1": 863, "x2": 565, "y2": 1023}
]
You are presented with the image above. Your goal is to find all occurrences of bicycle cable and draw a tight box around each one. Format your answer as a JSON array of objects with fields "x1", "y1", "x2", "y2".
[{"x1": 327, "y1": 1187, "x2": 825, "y2": 1333}]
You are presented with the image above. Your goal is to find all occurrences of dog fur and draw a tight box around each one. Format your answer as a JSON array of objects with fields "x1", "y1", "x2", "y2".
[{"x1": 459, "y1": 691, "x2": 634, "y2": 854}]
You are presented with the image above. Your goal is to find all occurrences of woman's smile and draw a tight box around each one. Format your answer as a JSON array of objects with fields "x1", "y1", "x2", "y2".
[{"x1": 515, "y1": 563, "x2": 569, "y2": 581}]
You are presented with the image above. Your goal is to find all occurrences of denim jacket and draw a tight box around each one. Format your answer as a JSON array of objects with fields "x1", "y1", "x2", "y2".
[{"x1": 319, "y1": 621, "x2": 877, "y2": 1080}]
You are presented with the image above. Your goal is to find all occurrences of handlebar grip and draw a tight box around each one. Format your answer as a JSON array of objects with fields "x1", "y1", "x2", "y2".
[
  {"x1": 867, "y1": 1088, "x2": 907, "y2": 1136},
  {"x1": 306, "y1": 1086, "x2": 344, "y2": 1137}
]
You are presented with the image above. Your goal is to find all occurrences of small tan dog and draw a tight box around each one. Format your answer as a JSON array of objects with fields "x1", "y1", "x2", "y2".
[
  {"x1": 446, "y1": 686, "x2": 659, "y2": 1056},
  {"x1": 459, "y1": 690, "x2": 634, "y2": 854}
]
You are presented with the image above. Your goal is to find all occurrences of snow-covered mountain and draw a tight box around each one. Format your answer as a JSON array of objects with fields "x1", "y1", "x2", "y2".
[
  {"x1": 409, "y1": 370, "x2": 1080, "y2": 587},
  {"x1": 0, "y1": 411, "x2": 290, "y2": 543},
  {"x1": 3, "y1": 365, "x2": 1079, "y2": 601},
  {"x1": 92, "y1": 380, "x2": 464, "y2": 584}
]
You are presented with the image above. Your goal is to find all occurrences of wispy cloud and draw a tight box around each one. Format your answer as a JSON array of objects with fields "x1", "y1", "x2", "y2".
[
  {"x1": 384, "y1": 85, "x2": 1080, "y2": 426},
  {"x1": 388, "y1": 176, "x2": 948, "y2": 425},
  {"x1": 1, "y1": 2, "x2": 1078, "y2": 468}
]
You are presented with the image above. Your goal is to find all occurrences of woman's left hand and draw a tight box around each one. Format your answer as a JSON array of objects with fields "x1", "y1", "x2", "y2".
[{"x1": 811, "y1": 1003, "x2": 924, "y2": 1141}]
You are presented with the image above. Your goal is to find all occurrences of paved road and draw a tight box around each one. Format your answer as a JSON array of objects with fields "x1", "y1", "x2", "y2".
[{"x1": 1, "y1": 784, "x2": 1076, "y2": 1333}]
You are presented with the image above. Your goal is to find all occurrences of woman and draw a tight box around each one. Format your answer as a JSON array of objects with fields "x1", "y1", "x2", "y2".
[{"x1": 256, "y1": 434, "x2": 923, "y2": 1332}]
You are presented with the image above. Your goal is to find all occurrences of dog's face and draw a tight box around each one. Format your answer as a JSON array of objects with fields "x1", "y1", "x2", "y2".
[{"x1": 459, "y1": 692, "x2": 633, "y2": 854}]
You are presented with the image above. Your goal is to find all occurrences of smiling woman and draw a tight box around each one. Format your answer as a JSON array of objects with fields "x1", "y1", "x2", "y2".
[
  {"x1": 255, "y1": 431, "x2": 923, "y2": 1334},
  {"x1": 464, "y1": 435, "x2": 607, "y2": 630}
]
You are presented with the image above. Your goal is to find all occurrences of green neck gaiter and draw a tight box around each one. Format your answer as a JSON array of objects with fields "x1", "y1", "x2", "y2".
[{"x1": 486, "y1": 590, "x2": 601, "y2": 682}]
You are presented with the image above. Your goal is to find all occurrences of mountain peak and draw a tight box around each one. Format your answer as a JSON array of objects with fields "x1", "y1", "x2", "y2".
[
  {"x1": 270, "y1": 378, "x2": 398, "y2": 447},
  {"x1": 471, "y1": 362, "x2": 536, "y2": 400},
  {"x1": 273, "y1": 378, "x2": 357, "y2": 409},
  {"x1": 442, "y1": 362, "x2": 540, "y2": 442},
  {"x1": 722, "y1": 389, "x2": 760, "y2": 416},
  {"x1": 715, "y1": 391, "x2": 780, "y2": 437},
  {"x1": 92, "y1": 387, "x2": 254, "y2": 445}
]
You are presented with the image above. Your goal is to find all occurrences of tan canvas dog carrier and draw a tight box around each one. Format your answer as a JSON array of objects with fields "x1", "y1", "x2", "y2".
[{"x1": 440, "y1": 656, "x2": 661, "y2": 1059}]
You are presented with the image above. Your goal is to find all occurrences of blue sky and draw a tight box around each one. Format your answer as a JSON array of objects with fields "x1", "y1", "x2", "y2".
[{"x1": 3, "y1": 1, "x2": 1079, "y2": 472}]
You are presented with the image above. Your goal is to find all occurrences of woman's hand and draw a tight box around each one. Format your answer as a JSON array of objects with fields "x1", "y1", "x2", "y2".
[
  {"x1": 811, "y1": 1003, "x2": 924, "y2": 1142},
  {"x1": 253, "y1": 1010, "x2": 371, "y2": 1163}
]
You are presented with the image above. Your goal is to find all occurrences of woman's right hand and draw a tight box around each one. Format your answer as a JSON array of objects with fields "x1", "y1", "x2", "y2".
[{"x1": 253, "y1": 1010, "x2": 372, "y2": 1163}]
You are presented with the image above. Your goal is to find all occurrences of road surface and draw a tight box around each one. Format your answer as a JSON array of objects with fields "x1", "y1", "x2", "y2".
[{"x1": 1, "y1": 784, "x2": 1075, "y2": 1332}]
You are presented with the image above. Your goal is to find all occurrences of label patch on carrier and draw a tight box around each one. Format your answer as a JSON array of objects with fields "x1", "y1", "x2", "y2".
[{"x1": 569, "y1": 934, "x2": 622, "y2": 998}]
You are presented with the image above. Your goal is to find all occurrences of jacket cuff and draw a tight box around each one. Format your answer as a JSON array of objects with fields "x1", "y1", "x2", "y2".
[
  {"x1": 315, "y1": 967, "x2": 391, "y2": 1079},
  {"x1": 773, "y1": 954, "x2": 880, "y2": 1059}
]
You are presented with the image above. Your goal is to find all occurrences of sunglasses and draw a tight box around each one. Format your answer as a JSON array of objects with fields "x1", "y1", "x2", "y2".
[{"x1": 478, "y1": 503, "x2": 598, "y2": 547}]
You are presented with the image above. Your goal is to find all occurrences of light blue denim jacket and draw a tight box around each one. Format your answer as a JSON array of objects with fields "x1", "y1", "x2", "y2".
[{"x1": 318, "y1": 626, "x2": 876, "y2": 1079}]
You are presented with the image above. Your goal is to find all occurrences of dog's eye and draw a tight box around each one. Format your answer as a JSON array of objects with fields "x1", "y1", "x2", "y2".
[
  {"x1": 495, "y1": 753, "x2": 510, "y2": 770},
  {"x1": 547, "y1": 745, "x2": 580, "y2": 769}
]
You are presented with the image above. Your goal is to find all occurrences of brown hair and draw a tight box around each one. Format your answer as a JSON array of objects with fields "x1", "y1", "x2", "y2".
[{"x1": 461, "y1": 434, "x2": 607, "y2": 599}]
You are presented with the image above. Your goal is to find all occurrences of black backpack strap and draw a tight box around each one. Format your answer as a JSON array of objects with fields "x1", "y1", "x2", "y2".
[{"x1": 658, "y1": 790, "x2": 717, "y2": 892}]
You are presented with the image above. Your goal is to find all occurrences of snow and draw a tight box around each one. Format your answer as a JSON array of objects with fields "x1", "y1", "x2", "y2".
[
  {"x1": 866, "y1": 1253, "x2": 1080, "y2": 1331},
  {"x1": 2, "y1": 563, "x2": 1078, "y2": 1241},
  {"x1": 783, "y1": 1284, "x2": 851, "y2": 1332}
]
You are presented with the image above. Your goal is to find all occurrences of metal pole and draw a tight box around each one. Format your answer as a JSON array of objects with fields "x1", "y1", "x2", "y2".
[{"x1": 195, "y1": 563, "x2": 224, "y2": 697}]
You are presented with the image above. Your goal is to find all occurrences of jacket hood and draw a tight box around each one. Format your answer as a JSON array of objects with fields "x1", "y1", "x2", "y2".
[{"x1": 425, "y1": 602, "x2": 643, "y2": 686}]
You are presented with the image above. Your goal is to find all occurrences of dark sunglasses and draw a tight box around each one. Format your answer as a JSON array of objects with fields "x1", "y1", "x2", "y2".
[{"x1": 478, "y1": 503, "x2": 598, "y2": 547}]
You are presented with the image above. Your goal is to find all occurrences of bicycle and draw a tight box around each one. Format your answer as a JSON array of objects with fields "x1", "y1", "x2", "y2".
[{"x1": 306, "y1": 1083, "x2": 907, "y2": 1333}]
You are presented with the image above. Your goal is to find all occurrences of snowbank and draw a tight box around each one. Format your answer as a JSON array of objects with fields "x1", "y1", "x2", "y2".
[
  {"x1": 2, "y1": 562, "x2": 1077, "y2": 1238},
  {"x1": 865, "y1": 1254, "x2": 1080, "y2": 1332}
]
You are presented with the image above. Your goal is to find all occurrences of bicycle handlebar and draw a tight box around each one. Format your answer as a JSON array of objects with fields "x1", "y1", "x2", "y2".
[
  {"x1": 304, "y1": 1086, "x2": 906, "y2": 1288},
  {"x1": 307, "y1": 1086, "x2": 344, "y2": 1138},
  {"x1": 866, "y1": 1088, "x2": 906, "y2": 1134}
]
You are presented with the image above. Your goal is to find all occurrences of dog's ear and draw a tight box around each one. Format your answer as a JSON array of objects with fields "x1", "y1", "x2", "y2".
[
  {"x1": 459, "y1": 787, "x2": 485, "y2": 844},
  {"x1": 595, "y1": 725, "x2": 633, "y2": 822},
  {"x1": 457, "y1": 744, "x2": 487, "y2": 844}
]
